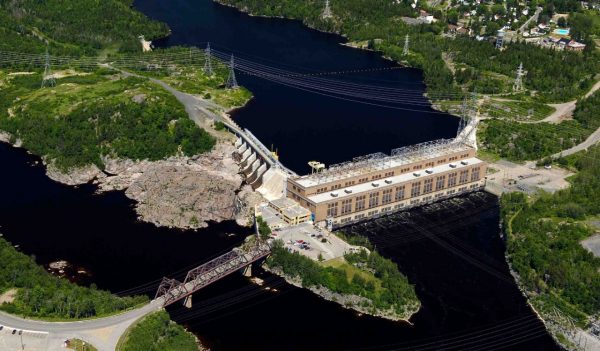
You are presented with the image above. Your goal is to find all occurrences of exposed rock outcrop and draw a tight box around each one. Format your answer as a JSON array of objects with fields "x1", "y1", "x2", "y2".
[{"x1": 36, "y1": 141, "x2": 261, "y2": 230}]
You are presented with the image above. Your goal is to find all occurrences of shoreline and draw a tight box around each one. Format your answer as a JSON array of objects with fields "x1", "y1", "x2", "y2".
[
  {"x1": 0, "y1": 130, "x2": 258, "y2": 231},
  {"x1": 500, "y1": 214, "x2": 586, "y2": 350},
  {"x1": 262, "y1": 264, "x2": 419, "y2": 324}
]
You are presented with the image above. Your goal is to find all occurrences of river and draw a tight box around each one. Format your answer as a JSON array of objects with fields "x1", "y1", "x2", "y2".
[{"x1": 0, "y1": 0, "x2": 558, "y2": 350}]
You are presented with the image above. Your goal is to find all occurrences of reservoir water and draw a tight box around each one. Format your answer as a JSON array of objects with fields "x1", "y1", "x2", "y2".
[
  {"x1": 137, "y1": 0, "x2": 459, "y2": 174},
  {"x1": 0, "y1": 0, "x2": 558, "y2": 350}
]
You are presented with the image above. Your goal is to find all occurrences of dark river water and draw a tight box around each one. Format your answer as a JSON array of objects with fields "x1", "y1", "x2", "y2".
[
  {"x1": 137, "y1": 0, "x2": 459, "y2": 174},
  {"x1": 0, "y1": 0, "x2": 558, "y2": 350}
]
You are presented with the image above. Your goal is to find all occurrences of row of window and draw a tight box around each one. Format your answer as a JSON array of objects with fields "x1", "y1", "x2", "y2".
[
  {"x1": 324, "y1": 168, "x2": 482, "y2": 217},
  {"x1": 306, "y1": 153, "x2": 475, "y2": 194}
]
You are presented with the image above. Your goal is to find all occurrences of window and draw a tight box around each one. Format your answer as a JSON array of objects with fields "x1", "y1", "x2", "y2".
[
  {"x1": 341, "y1": 199, "x2": 353, "y2": 215},
  {"x1": 448, "y1": 172, "x2": 457, "y2": 187},
  {"x1": 355, "y1": 196, "x2": 366, "y2": 211},
  {"x1": 471, "y1": 167, "x2": 480, "y2": 181},
  {"x1": 459, "y1": 170, "x2": 469, "y2": 184},
  {"x1": 435, "y1": 175, "x2": 446, "y2": 190},
  {"x1": 327, "y1": 202, "x2": 338, "y2": 217},
  {"x1": 423, "y1": 179, "x2": 433, "y2": 193},
  {"x1": 369, "y1": 192, "x2": 380, "y2": 208},
  {"x1": 382, "y1": 189, "x2": 393, "y2": 204},
  {"x1": 395, "y1": 185, "x2": 405, "y2": 201},
  {"x1": 410, "y1": 182, "x2": 421, "y2": 197}
]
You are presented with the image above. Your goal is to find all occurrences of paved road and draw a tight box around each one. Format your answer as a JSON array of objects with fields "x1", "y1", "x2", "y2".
[
  {"x1": 0, "y1": 299, "x2": 163, "y2": 351},
  {"x1": 518, "y1": 7, "x2": 542, "y2": 33},
  {"x1": 553, "y1": 126, "x2": 600, "y2": 158}
]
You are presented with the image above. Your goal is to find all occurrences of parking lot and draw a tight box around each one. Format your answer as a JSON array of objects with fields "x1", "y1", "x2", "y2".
[
  {"x1": 0, "y1": 326, "x2": 49, "y2": 351},
  {"x1": 271, "y1": 222, "x2": 359, "y2": 261}
]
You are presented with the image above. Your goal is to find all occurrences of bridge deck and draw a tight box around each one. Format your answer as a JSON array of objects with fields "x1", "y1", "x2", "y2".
[{"x1": 156, "y1": 244, "x2": 271, "y2": 307}]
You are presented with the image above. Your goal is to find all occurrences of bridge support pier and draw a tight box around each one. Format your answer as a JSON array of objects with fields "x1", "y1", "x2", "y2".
[
  {"x1": 242, "y1": 264, "x2": 252, "y2": 277},
  {"x1": 183, "y1": 295, "x2": 193, "y2": 309}
]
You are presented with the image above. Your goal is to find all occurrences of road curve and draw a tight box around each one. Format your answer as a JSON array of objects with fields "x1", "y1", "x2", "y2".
[{"x1": 0, "y1": 299, "x2": 163, "y2": 351}]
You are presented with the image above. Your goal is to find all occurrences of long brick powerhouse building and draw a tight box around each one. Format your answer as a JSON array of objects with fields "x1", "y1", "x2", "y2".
[{"x1": 286, "y1": 139, "x2": 487, "y2": 226}]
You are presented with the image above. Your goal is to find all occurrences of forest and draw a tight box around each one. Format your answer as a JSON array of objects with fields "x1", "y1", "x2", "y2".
[
  {"x1": 0, "y1": 236, "x2": 147, "y2": 319},
  {"x1": 267, "y1": 241, "x2": 419, "y2": 316},
  {"x1": 0, "y1": 70, "x2": 215, "y2": 171},
  {"x1": 0, "y1": 0, "x2": 169, "y2": 55},
  {"x1": 118, "y1": 311, "x2": 198, "y2": 351},
  {"x1": 501, "y1": 143, "x2": 600, "y2": 326}
]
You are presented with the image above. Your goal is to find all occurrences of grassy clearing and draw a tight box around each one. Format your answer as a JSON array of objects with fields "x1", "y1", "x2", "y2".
[
  {"x1": 320, "y1": 257, "x2": 382, "y2": 293},
  {"x1": 113, "y1": 48, "x2": 252, "y2": 111},
  {"x1": 481, "y1": 99, "x2": 556, "y2": 121},
  {"x1": 66, "y1": 339, "x2": 98, "y2": 351}
]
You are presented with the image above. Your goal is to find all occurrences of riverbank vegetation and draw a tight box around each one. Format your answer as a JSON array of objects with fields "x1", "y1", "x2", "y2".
[
  {"x1": 0, "y1": 236, "x2": 147, "y2": 319},
  {"x1": 266, "y1": 240, "x2": 419, "y2": 319},
  {"x1": 216, "y1": 0, "x2": 599, "y2": 103},
  {"x1": 118, "y1": 311, "x2": 199, "y2": 351},
  {"x1": 0, "y1": 69, "x2": 215, "y2": 171},
  {"x1": 500, "y1": 143, "x2": 600, "y2": 327}
]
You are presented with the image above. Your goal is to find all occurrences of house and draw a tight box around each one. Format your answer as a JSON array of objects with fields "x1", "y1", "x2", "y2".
[
  {"x1": 558, "y1": 37, "x2": 571, "y2": 47},
  {"x1": 447, "y1": 24, "x2": 460, "y2": 33},
  {"x1": 457, "y1": 26, "x2": 471, "y2": 35},
  {"x1": 567, "y1": 40, "x2": 586, "y2": 51}
]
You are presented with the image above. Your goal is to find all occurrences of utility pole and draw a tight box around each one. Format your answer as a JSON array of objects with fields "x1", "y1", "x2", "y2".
[
  {"x1": 41, "y1": 47, "x2": 56, "y2": 88},
  {"x1": 322, "y1": 0, "x2": 333, "y2": 19},
  {"x1": 203, "y1": 42, "x2": 213, "y2": 76},
  {"x1": 226, "y1": 54, "x2": 238, "y2": 89},
  {"x1": 403, "y1": 34, "x2": 410, "y2": 56},
  {"x1": 513, "y1": 62, "x2": 525, "y2": 92}
]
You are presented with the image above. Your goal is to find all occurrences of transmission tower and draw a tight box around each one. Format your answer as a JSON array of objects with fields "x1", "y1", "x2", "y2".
[
  {"x1": 457, "y1": 97, "x2": 469, "y2": 137},
  {"x1": 403, "y1": 34, "x2": 410, "y2": 56},
  {"x1": 226, "y1": 54, "x2": 238, "y2": 89},
  {"x1": 41, "y1": 48, "x2": 56, "y2": 88},
  {"x1": 513, "y1": 62, "x2": 525, "y2": 92},
  {"x1": 470, "y1": 90, "x2": 478, "y2": 118},
  {"x1": 322, "y1": 0, "x2": 333, "y2": 19},
  {"x1": 203, "y1": 42, "x2": 213, "y2": 76}
]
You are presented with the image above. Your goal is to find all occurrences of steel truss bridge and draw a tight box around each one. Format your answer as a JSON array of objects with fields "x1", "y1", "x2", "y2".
[{"x1": 155, "y1": 244, "x2": 271, "y2": 307}]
